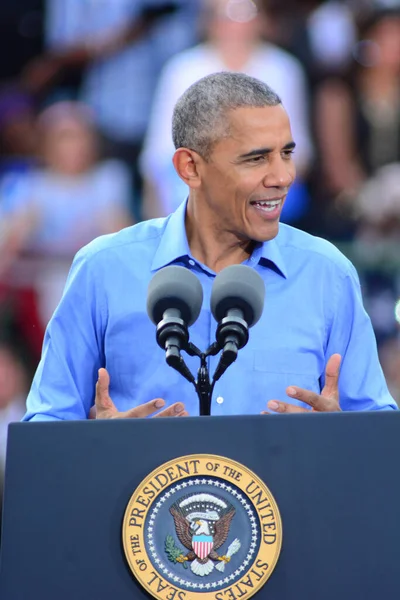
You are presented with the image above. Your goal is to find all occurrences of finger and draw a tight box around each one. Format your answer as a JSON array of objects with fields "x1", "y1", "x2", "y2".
[
  {"x1": 123, "y1": 400, "x2": 185, "y2": 419},
  {"x1": 322, "y1": 354, "x2": 342, "y2": 398},
  {"x1": 89, "y1": 406, "x2": 96, "y2": 419},
  {"x1": 122, "y1": 398, "x2": 167, "y2": 419},
  {"x1": 266, "y1": 400, "x2": 310, "y2": 414},
  {"x1": 154, "y1": 402, "x2": 187, "y2": 418},
  {"x1": 285, "y1": 386, "x2": 338, "y2": 412},
  {"x1": 95, "y1": 368, "x2": 115, "y2": 412}
]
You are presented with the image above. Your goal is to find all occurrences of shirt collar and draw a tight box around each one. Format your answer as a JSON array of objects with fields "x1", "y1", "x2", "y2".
[
  {"x1": 151, "y1": 199, "x2": 287, "y2": 278},
  {"x1": 249, "y1": 235, "x2": 287, "y2": 279}
]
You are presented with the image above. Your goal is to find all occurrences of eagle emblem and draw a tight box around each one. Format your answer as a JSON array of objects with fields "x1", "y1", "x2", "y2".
[{"x1": 167, "y1": 493, "x2": 241, "y2": 576}]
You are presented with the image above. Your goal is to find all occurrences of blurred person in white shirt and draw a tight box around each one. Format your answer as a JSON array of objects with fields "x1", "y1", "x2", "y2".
[{"x1": 140, "y1": 0, "x2": 313, "y2": 221}]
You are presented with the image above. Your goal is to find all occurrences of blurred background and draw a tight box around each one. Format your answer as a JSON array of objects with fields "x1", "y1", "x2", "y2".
[{"x1": 0, "y1": 0, "x2": 400, "y2": 524}]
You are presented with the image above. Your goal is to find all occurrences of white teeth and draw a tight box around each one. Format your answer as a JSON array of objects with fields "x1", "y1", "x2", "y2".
[{"x1": 253, "y1": 200, "x2": 281, "y2": 212}]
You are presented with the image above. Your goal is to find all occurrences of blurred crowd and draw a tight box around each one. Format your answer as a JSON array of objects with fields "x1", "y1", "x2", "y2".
[{"x1": 1, "y1": 0, "x2": 400, "y2": 508}]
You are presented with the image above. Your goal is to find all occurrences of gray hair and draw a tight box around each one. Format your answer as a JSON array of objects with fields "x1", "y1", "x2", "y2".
[{"x1": 172, "y1": 72, "x2": 282, "y2": 160}]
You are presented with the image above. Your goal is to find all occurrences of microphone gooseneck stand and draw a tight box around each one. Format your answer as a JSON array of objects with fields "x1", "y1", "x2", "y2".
[
  {"x1": 186, "y1": 342, "x2": 219, "y2": 417},
  {"x1": 156, "y1": 308, "x2": 250, "y2": 415}
]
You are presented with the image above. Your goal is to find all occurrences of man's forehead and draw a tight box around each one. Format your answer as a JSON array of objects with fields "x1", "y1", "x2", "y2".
[
  {"x1": 225, "y1": 105, "x2": 293, "y2": 145},
  {"x1": 227, "y1": 104, "x2": 289, "y2": 128}
]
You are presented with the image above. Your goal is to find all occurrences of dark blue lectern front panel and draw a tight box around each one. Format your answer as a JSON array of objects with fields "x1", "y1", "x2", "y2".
[{"x1": 0, "y1": 412, "x2": 399, "y2": 599}]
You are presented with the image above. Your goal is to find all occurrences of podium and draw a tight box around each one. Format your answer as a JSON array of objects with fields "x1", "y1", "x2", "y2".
[{"x1": 1, "y1": 411, "x2": 400, "y2": 599}]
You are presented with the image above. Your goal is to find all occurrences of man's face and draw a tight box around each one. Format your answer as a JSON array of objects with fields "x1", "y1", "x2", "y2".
[{"x1": 196, "y1": 105, "x2": 296, "y2": 243}]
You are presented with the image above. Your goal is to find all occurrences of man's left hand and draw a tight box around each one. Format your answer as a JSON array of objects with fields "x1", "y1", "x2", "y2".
[{"x1": 263, "y1": 354, "x2": 342, "y2": 414}]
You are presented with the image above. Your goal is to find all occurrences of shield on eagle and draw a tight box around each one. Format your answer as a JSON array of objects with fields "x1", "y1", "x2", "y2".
[{"x1": 192, "y1": 535, "x2": 214, "y2": 560}]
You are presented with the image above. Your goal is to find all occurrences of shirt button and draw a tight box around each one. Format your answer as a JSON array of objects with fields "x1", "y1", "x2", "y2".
[
  {"x1": 188, "y1": 259, "x2": 195, "y2": 266},
  {"x1": 216, "y1": 396, "x2": 224, "y2": 404}
]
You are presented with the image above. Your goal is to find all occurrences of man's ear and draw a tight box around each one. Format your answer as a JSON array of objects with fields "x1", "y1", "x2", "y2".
[{"x1": 172, "y1": 148, "x2": 203, "y2": 189}]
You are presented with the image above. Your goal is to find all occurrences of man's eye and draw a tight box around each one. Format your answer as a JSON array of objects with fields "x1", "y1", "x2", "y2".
[
  {"x1": 282, "y1": 150, "x2": 295, "y2": 159},
  {"x1": 248, "y1": 155, "x2": 265, "y2": 163}
]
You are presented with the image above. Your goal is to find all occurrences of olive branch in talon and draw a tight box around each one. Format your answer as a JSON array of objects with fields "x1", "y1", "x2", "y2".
[{"x1": 165, "y1": 535, "x2": 188, "y2": 569}]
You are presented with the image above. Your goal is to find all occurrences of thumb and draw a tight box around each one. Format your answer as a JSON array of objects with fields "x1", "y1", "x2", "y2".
[
  {"x1": 95, "y1": 368, "x2": 116, "y2": 414},
  {"x1": 322, "y1": 354, "x2": 341, "y2": 399}
]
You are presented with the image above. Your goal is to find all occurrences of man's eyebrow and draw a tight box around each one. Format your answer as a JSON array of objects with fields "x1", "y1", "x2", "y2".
[{"x1": 238, "y1": 141, "x2": 296, "y2": 159}]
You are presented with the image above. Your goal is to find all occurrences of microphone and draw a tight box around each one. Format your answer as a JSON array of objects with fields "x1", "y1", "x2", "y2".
[
  {"x1": 147, "y1": 264, "x2": 264, "y2": 416},
  {"x1": 147, "y1": 266, "x2": 203, "y2": 383},
  {"x1": 210, "y1": 265, "x2": 265, "y2": 382}
]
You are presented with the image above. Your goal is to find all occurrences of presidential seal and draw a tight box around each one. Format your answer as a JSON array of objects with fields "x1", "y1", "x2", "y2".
[{"x1": 122, "y1": 455, "x2": 282, "y2": 599}]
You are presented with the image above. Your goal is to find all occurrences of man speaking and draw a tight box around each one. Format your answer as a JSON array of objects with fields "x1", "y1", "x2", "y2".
[{"x1": 23, "y1": 72, "x2": 397, "y2": 420}]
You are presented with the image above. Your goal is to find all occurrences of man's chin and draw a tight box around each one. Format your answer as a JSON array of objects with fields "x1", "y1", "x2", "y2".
[{"x1": 250, "y1": 220, "x2": 280, "y2": 243}]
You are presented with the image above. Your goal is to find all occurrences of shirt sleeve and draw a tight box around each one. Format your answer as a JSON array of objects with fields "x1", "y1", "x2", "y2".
[
  {"x1": 323, "y1": 262, "x2": 397, "y2": 411},
  {"x1": 23, "y1": 248, "x2": 106, "y2": 421}
]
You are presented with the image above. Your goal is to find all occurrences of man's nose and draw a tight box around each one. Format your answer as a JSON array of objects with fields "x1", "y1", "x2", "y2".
[{"x1": 262, "y1": 156, "x2": 295, "y2": 189}]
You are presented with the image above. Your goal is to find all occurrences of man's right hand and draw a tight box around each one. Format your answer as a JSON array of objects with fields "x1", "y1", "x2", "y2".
[{"x1": 91, "y1": 368, "x2": 188, "y2": 419}]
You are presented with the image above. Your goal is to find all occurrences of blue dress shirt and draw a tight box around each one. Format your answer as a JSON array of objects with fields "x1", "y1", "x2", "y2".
[{"x1": 24, "y1": 201, "x2": 397, "y2": 420}]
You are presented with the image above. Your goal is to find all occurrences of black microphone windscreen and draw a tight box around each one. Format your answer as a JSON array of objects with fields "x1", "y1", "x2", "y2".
[
  {"x1": 147, "y1": 265, "x2": 203, "y2": 326},
  {"x1": 210, "y1": 265, "x2": 265, "y2": 327}
]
